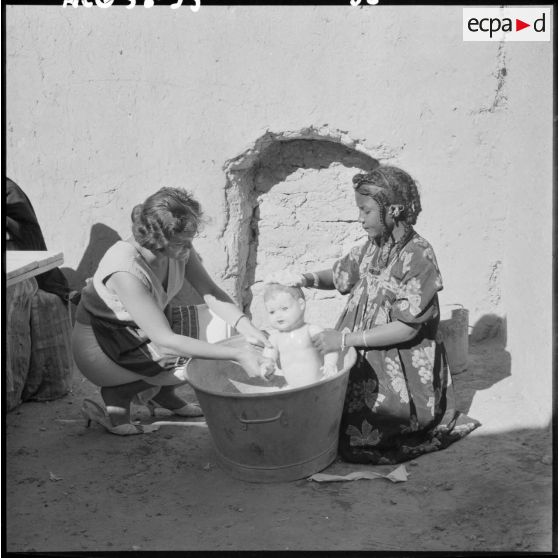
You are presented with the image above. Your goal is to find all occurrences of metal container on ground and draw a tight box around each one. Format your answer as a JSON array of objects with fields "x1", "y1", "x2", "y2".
[
  {"x1": 187, "y1": 343, "x2": 357, "y2": 483},
  {"x1": 438, "y1": 304, "x2": 469, "y2": 375}
]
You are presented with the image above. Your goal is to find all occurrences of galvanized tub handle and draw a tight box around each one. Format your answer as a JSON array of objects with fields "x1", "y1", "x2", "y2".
[{"x1": 238, "y1": 410, "x2": 284, "y2": 430}]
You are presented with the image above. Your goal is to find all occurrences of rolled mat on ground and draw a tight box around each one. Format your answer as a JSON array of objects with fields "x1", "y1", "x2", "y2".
[{"x1": 6, "y1": 280, "x2": 75, "y2": 411}]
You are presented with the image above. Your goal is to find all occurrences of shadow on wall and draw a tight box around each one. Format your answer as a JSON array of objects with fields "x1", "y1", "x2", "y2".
[
  {"x1": 61, "y1": 223, "x2": 121, "y2": 292},
  {"x1": 470, "y1": 313, "x2": 507, "y2": 345},
  {"x1": 453, "y1": 314, "x2": 511, "y2": 416},
  {"x1": 60, "y1": 222, "x2": 203, "y2": 307}
]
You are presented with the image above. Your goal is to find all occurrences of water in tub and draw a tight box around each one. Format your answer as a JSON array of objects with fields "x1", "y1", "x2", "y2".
[{"x1": 229, "y1": 325, "x2": 338, "y2": 394}]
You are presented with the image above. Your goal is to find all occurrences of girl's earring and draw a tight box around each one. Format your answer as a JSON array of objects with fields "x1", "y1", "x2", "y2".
[{"x1": 389, "y1": 205, "x2": 403, "y2": 218}]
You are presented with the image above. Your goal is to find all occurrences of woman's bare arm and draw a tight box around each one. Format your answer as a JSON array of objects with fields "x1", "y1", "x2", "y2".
[
  {"x1": 185, "y1": 249, "x2": 269, "y2": 345},
  {"x1": 106, "y1": 271, "x2": 245, "y2": 362},
  {"x1": 312, "y1": 321, "x2": 419, "y2": 354}
]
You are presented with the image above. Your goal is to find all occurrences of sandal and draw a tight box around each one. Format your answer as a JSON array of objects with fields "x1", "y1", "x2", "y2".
[{"x1": 81, "y1": 398, "x2": 159, "y2": 436}]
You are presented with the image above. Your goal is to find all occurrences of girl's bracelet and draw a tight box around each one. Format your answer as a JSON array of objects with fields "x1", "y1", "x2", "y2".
[
  {"x1": 361, "y1": 330, "x2": 368, "y2": 347},
  {"x1": 340, "y1": 332, "x2": 347, "y2": 351},
  {"x1": 310, "y1": 272, "x2": 320, "y2": 288},
  {"x1": 302, "y1": 272, "x2": 319, "y2": 288}
]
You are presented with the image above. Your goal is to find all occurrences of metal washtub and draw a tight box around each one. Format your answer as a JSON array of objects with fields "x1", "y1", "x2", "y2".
[{"x1": 186, "y1": 339, "x2": 357, "y2": 483}]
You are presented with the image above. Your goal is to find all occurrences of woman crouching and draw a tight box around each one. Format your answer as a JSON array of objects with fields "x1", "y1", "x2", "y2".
[{"x1": 72, "y1": 187, "x2": 268, "y2": 435}]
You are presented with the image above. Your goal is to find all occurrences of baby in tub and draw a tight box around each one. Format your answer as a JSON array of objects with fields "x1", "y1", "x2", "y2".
[{"x1": 260, "y1": 283, "x2": 338, "y2": 388}]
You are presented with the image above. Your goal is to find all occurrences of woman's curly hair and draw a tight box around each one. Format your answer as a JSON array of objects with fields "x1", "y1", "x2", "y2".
[
  {"x1": 352, "y1": 166, "x2": 422, "y2": 226},
  {"x1": 131, "y1": 187, "x2": 204, "y2": 251}
]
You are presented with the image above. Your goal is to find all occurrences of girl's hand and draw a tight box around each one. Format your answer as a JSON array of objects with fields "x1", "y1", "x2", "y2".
[
  {"x1": 263, "y1": 270, "x2": 306, "y2": 287},
  {"x1": 311, "y1": 329, "x2": 343, "y2": 355}
]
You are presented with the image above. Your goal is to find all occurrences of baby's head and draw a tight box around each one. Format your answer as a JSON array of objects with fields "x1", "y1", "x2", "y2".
[{"x1": 263, "y1": 283, "x2": 306, "y2": 332}]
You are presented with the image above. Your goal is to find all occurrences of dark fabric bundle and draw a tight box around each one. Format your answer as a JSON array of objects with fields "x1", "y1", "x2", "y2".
[{"x1": 6, "y1": 178, "x2": 74, "y2": 304}]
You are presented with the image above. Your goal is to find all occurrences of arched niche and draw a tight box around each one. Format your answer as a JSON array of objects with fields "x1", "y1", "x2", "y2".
[{"x1": 220, "y1": 127, "x2": 379, "y2": 329}]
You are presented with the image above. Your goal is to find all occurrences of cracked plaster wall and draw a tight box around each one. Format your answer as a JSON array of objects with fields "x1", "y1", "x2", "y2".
[{"x1": 5, "y1": 6, "x2": 553, "y2": 427}]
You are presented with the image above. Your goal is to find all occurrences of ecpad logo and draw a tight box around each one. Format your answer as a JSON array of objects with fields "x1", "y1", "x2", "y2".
[{"x1": 463, "y1": 7, "x2": 551, "y2": 42}]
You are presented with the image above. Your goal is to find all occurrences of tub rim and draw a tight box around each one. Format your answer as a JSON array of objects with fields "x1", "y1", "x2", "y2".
[{"x1": 186, "y1": 347, "x2": 357, "y2": 399}]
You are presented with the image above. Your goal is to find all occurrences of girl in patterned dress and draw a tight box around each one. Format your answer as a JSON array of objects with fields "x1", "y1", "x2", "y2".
[{"x1": 266, "y1": 166, "x2": 480, "y2": 464}]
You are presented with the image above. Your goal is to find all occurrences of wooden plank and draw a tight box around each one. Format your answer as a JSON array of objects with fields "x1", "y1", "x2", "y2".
[
  {"x1": 6, "y1": 251, "x2": 63, "y2": 272},
  {"x1": 6, "y1": 251, "x2": 64, "y2": 287}
]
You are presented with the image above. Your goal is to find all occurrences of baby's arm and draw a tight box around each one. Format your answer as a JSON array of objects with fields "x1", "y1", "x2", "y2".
[{"x1": 308, "y1": 324, "x2": 338, "y2": 377}]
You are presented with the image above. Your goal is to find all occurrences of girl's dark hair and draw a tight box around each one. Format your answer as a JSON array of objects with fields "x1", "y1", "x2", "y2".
[
  {"x1": 352, "y1": 166, "x2": 422, "y2": 225},
  {"x1": 131, "y1": 187, "x2": 204, "y2": 251}
]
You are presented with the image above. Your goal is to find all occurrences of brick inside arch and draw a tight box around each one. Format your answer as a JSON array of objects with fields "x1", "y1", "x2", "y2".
[{"x1": 220, "y1": 128, "x2": 378, "y2": 329}]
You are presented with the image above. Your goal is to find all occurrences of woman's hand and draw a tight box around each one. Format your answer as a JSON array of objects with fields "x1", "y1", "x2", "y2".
[
  {"x1": 259, "y1": 358, "x2": 277, "y2": 379},
  {"x1": 264, "y1": 270, "x2": 306, "y2": 287},
  {"x1": 233, "y1": 344, "x2": 265, "y2": 378},
  {"x1": 311, "y1": 328, "x2": 343, "y2": 355},
  {"x1": 234, "y1": 317, "x2": 271, "y2": 348}
]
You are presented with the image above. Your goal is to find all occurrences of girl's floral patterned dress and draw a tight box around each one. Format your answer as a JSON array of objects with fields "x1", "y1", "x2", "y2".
[{"x1": 333, "y1": 231, "x2": 480, "y2": 464}]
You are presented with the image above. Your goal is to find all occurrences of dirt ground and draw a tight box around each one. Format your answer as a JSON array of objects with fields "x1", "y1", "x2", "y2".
[{"x1": 5, "y1": 336, "x2": 553, "y2": 552}]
